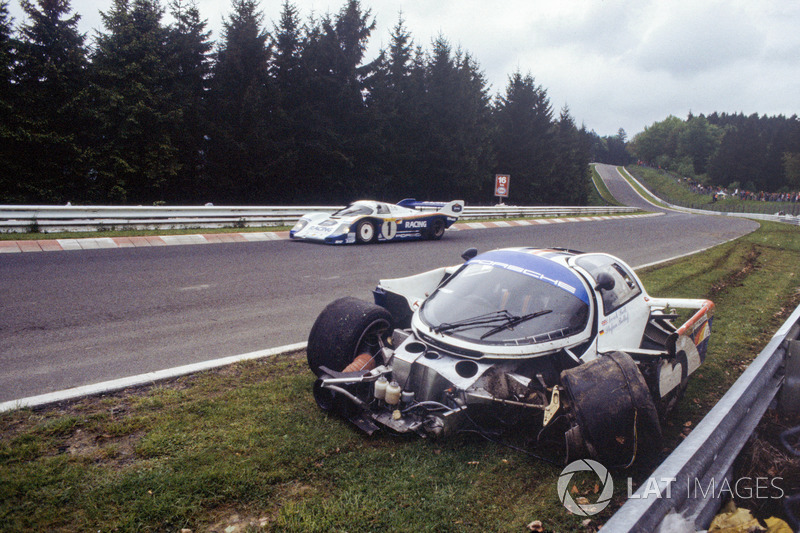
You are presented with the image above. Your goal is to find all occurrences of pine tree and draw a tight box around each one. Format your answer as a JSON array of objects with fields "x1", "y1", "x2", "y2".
[
  {"x1": 493, "y1": 71, "x2": 554, "y2": 205},
  {"x1": 12, "y1": 0, "x2": 90, "y2": 203},
  {"x1": 90, "y1": 0, "x2": 180, "y2": 204},
  {"x1": 206, "y1": 0, "x2": 276, "y2": 204},
  {"x1": 164, "y1": 0, "x2": 212, "y2": 203},
  {"x1": 293, "y1": 0, "x2": 376, "y2": 202},
  {"x1": 415, "y1": 37, "x2": 493, "y2": 202},
  {"x1": 268, "y1": 0, "x2": 306, "y2": 198},
  {"x1": 0, "y1": 1, "x2": 20, "y2": 202},
  {"x1": 367, "y1": 16, "x2": 423, "y2": 200},
  {"x1": 552, "y1": 106, "x2": 589, "y2": 205}
]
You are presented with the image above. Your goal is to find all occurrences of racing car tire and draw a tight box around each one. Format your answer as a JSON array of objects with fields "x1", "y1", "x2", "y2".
[
  {"x1": 427, "y1": 218, "x2": 446, "y2": 240},
  {"x1": 561, "y1": 350, "x2": 662, "y2": 467},
  {"x1": 307, "y1": 297, "x2": 393, "y2": 377},
  {"x1": 355, "y1": 220, "x2": 377, "y2": 244}
]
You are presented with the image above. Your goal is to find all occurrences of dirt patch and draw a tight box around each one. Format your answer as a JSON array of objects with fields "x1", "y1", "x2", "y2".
[{"x1": 708, "y1": 246, "x2": 761, "y2": 298}]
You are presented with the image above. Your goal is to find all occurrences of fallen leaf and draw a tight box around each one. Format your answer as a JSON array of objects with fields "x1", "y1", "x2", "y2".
[{"x1": 527, "y1": 519, "x2": 544, "y2": 532}]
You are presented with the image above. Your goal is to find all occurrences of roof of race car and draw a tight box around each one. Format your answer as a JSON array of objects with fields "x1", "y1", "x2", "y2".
[
  {"x1": 466, "y1": 248, "x2": 590, "y2": 305},
  {"x1": 347, "y1": 200, "x2": 417, "y2": 214}
]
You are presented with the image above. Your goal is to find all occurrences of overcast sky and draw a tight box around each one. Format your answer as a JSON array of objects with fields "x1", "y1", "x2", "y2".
[{"x1": 7, "y1": 0, "x2": 800, "y2": 137}]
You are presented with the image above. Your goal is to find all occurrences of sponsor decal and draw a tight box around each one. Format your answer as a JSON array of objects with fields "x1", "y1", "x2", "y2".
[
  {"x1": 452, "y1": 204, "x2": 463, "y2": 213},
  {"x1": 309, "y1": 225, "x2": 336, "y2": 234},
  {"x1": 404, "y1": 220, "x2": 428, "y2": 229}
]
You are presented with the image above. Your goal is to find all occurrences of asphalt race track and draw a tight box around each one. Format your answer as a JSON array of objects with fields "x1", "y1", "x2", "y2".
[{"x1": 0, "y1": 164, "x2": 759, "y2": 401}]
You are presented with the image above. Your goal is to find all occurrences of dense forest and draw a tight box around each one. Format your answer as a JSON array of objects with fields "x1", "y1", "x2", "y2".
[
  {"x1": 0, "y1": 0, "x2": 622, "y2": 206},
  {"x1": 627, "y1": 113, "x2": 800, "y2": 193}
]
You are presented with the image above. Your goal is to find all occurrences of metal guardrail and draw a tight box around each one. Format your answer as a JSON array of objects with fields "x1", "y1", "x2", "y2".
[
  {"x1": 603, "y1": 302, "x2": 800, "y2": 532},
  {"x1": 0, "y1": 204, "x2": 637, "y2": 233},
  {"x1": 673, "y1": 205, "x2": 800, "y2": 226}
]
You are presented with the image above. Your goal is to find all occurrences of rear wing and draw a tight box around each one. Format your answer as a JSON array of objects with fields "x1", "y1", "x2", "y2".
[{"x1": 397, "y1": 199, "x2": 465, "y2": 218}]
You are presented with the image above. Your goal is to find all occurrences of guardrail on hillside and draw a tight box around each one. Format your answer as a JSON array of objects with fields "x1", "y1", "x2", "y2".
[
  {"x1": 602, "y1": 302, "x2": 800, "y2": 532},
  {"x1": 620, "y1": 167, "x2": 800, "y2": 226},
  {"x1": 0, "y1": 204, "x2": 638, "y2": 233}
]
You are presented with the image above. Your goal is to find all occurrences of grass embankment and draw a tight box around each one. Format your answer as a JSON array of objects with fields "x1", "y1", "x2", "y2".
[
  {"x1": 2, "y1": 222, "x2": 800, "y2": 532},
  {"x1": 627, "y1": 165, "x2": 800, "y2": 216}
]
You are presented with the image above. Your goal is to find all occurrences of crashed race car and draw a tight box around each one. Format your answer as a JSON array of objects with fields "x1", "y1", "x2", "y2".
[
  {"x1": 290, "y1": 199, "x2": 464, "y2": 244},
  {"x1": 307, "y1": 247, "x2": 714, "y2": 466}
]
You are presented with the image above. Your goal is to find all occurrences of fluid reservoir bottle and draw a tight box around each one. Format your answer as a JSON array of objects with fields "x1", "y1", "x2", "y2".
[
  {"x1": 385, "y1": 381, "x2": 402, "y2": 405},
  {"x1": 374, "y1": 376, "x2": 389, "y2": 400}
]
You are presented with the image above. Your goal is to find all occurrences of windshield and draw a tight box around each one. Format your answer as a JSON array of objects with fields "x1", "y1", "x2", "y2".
[
  {"x1": 332, "y1": 204, "x2": 373, "y2": 217},
  {"x1": 419, "y1": 259, "x2": 590, "y2": 345}
]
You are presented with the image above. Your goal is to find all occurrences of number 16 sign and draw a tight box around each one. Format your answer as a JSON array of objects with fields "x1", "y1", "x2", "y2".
[{"x1": 494, "y1": 174, "x2": 510, "y2": 198}]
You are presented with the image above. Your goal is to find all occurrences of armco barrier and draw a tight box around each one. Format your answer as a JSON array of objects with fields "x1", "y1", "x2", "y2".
[
  {"x1": 602, "y1": 302, "x2": 800, "y2": 532},
  {"x1": 0, "y1": 204, "x2": 638, "y2": 233},
  {"x1": 619, "y1": 167, "x2": 800, "y2": 226}
]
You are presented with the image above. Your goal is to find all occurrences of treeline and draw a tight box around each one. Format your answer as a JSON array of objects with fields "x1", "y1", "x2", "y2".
[
  {"x1": 628, "y1": 113, "x2": 800, "y2": 192},
  {"x1": 0, "y1": 0, "x2": 606, "y2": 206}
]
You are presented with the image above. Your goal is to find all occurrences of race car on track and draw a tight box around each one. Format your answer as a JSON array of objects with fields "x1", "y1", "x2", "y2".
[
  {"x1": 306, "y1": 247, "x2": 715, "y2": 466},
  {"x1": 290, "y1": 199, "x2": 464, "y2": 244}
]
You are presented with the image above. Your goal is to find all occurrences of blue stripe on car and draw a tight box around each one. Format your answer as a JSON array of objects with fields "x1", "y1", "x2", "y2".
[{"x1": 467, "y1": 250, "x2": 590, "y2": 305}]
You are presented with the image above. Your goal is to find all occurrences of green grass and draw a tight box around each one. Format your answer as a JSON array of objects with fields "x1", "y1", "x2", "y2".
[
  {"x1": 626, "y1": 166, "x2": 800, "y2": 216},
  {"x1": 2, "y1": 222, "x2": 800, "y2": 531},
  {"x1": 617, "y1": 166, "x2": 669, "y2": 208}
]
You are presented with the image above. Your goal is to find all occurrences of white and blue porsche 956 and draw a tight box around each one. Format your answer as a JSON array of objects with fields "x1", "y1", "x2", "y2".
[
  {"x1": 307, "y1": 247, "x2": 715, "y2": 466},
  {"x1": 290, "y1": 199, "x2": 465, "y2": 244}
]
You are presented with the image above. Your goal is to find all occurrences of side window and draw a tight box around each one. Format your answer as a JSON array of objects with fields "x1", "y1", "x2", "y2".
[
  {"x1": 575, "y1": 255, "x2": 642, "y2": 316},
  {"x1": 599, "y1": 263, "x2": 641, "y2": 315},
  {"x1": 376, "y1": 204, "x2": 390, "y2": 215}
]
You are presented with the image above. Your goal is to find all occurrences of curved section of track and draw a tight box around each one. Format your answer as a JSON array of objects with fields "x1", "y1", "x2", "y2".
[{"x1": 0, "y1": 166, "x2": 758, "y2": 401}]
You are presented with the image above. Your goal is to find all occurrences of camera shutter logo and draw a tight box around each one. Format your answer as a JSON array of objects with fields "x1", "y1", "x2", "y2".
[{"x1": 557, "y1": 459, "x2": 614, "y2": 516}]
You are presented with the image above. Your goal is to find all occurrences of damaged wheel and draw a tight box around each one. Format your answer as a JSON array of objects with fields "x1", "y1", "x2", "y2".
[
  {"x1": 307, "y1": 297, "x2": 393, "y2": 377},
  {"x1": 561, "y1": 351, "x2": 662, "y2": 467}
]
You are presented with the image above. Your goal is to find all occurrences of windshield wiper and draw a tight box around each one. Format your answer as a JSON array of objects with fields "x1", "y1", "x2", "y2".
[
  {"x1": 479, "y1": 310, "x2": 552, "y2": 339},
  {"x1": 432, "y1": 310, "x2": 514, "y2": 334}
]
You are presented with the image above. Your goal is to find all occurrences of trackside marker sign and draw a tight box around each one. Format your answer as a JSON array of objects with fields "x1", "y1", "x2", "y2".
[{"x1": 495, "y1": 174, "x2": 510, "y2": 198}]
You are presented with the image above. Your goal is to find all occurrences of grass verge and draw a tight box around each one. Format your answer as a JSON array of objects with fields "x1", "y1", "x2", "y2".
[
  {"x1": 626, "y1": 166, "x2": 800, "y2": 216},
  {"x1": 2, "y1": 222, "x2": 800, "y2": 532}
]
